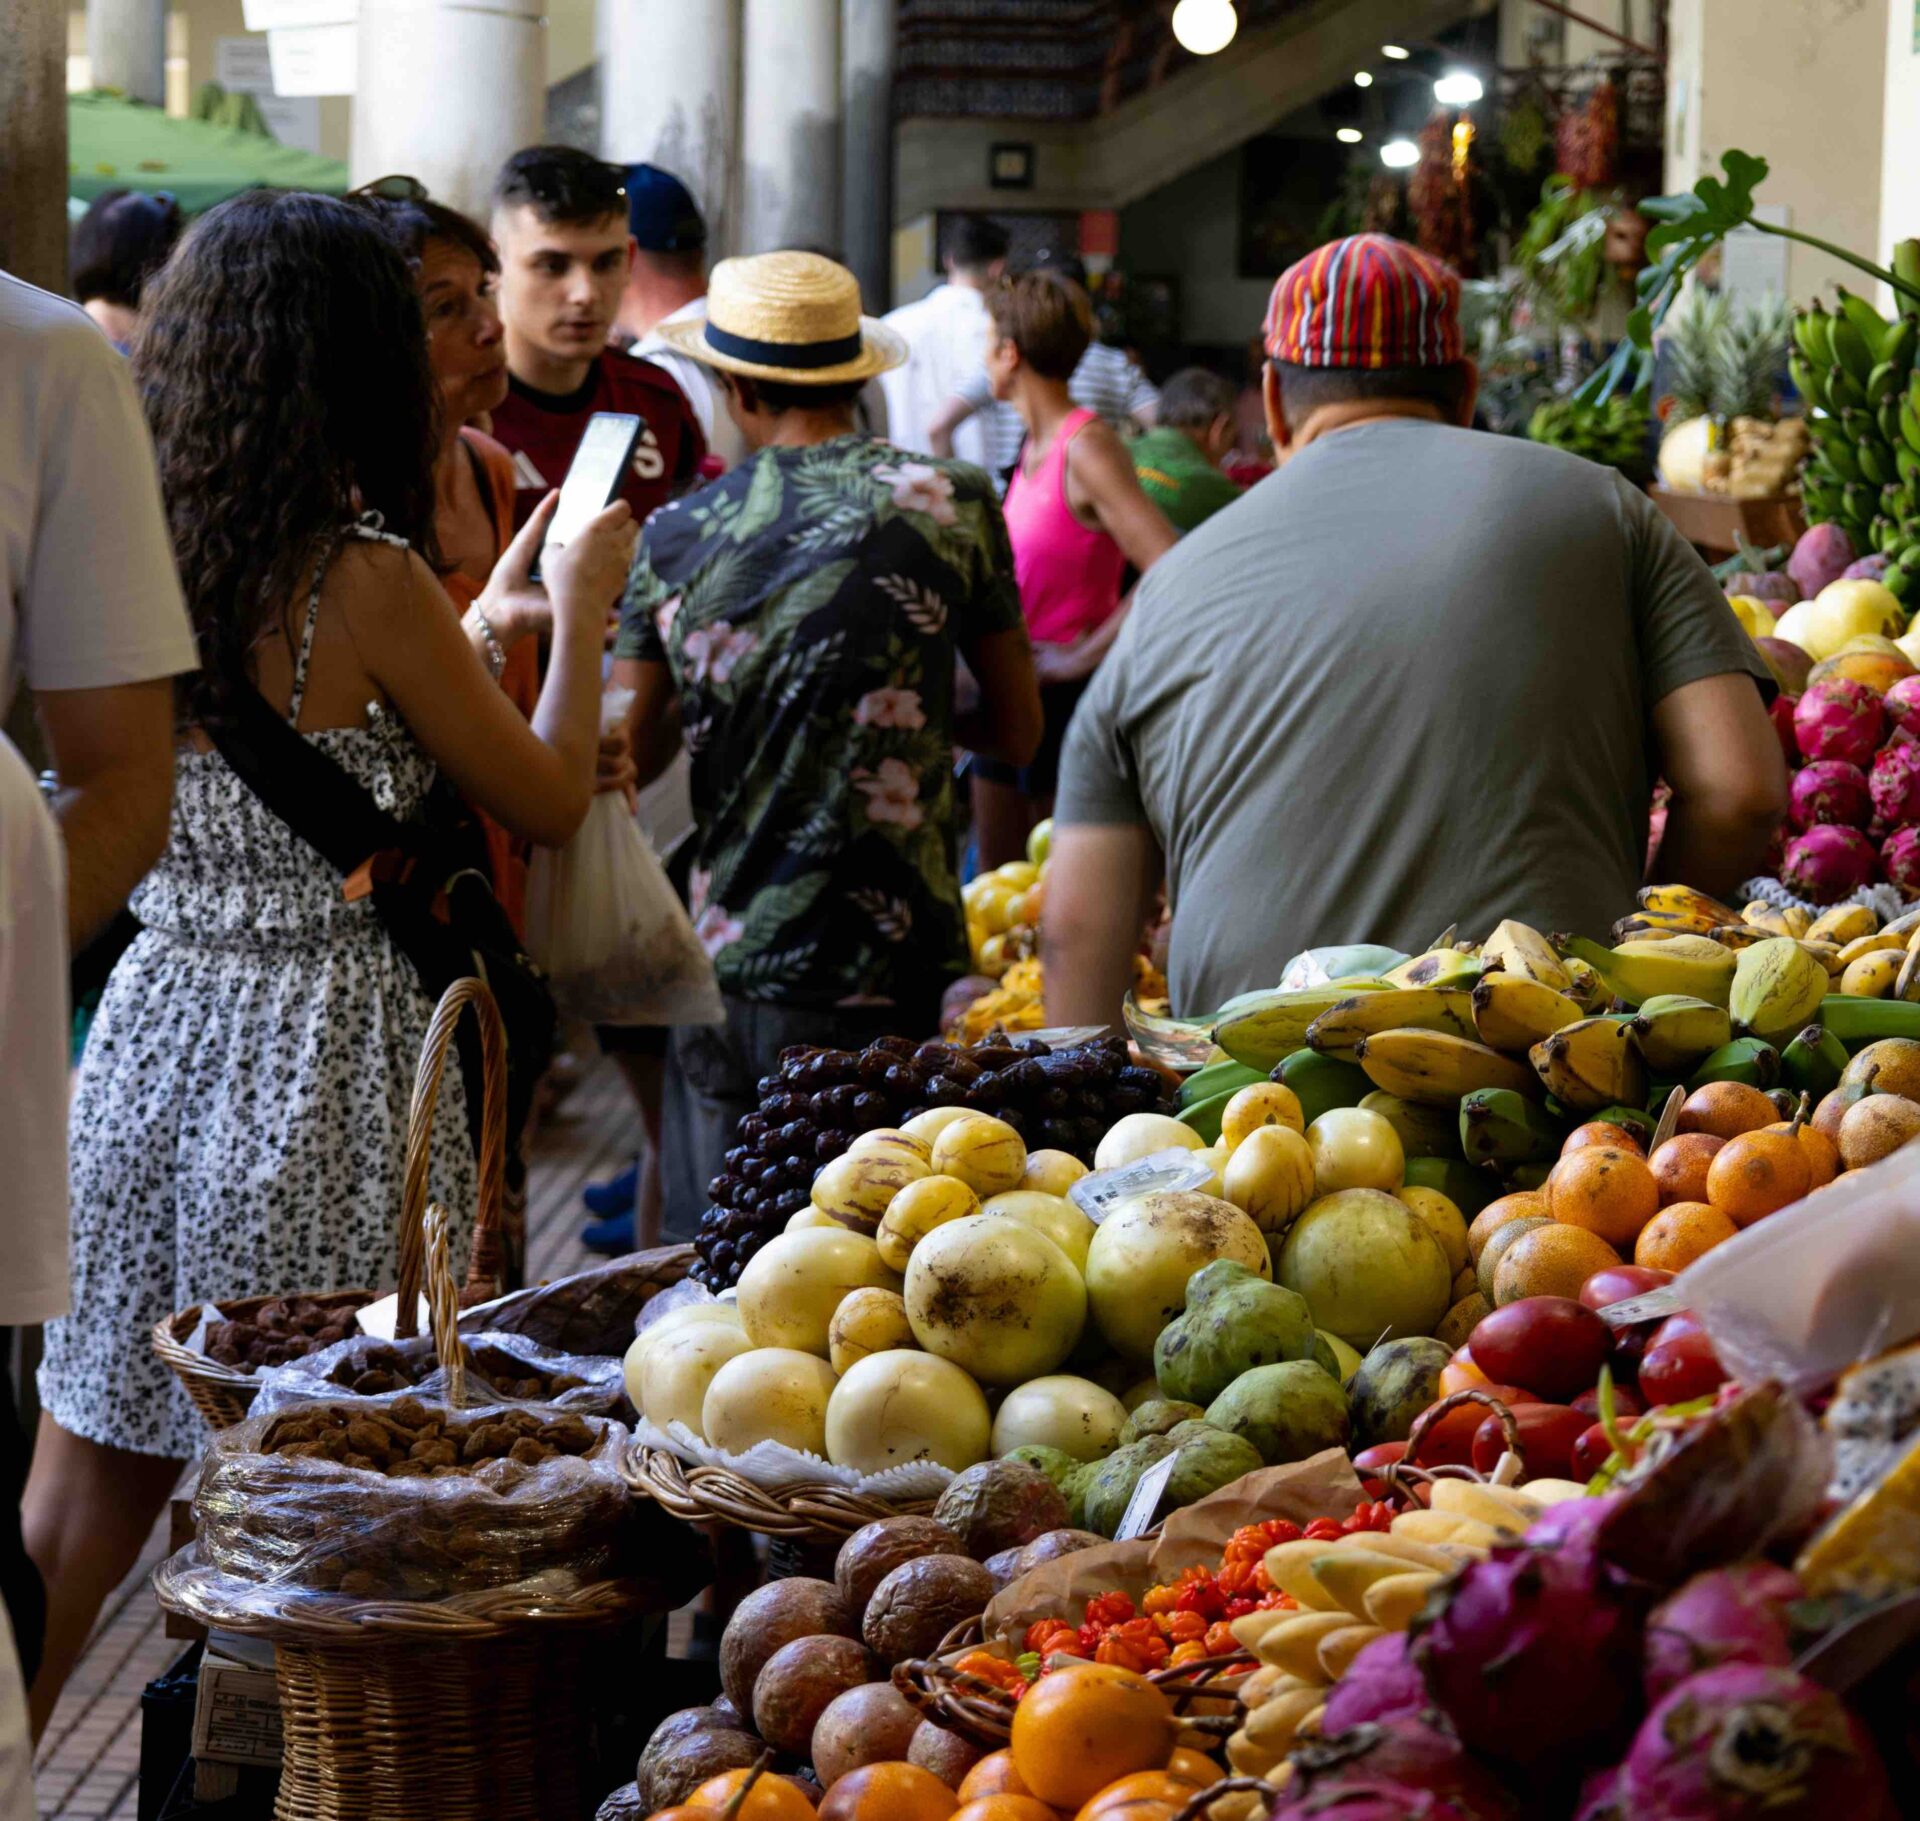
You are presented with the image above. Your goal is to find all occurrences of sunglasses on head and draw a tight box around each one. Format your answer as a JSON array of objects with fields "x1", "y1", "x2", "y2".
[{"x1": 353, "y1": 174, "x2": 431, "y2": 202}]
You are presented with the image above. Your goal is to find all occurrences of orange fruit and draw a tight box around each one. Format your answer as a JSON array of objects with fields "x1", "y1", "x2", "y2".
[
  {"x1": 1466, "y1": 1191, "x2": 1549, "y2": 1264},
  {"x1": 1648, "y1": 1132, "x2": 1724, "y2": 1205},
  {"x1": 953, "y1": 1801, "x2": 1060, "y2": 1821},
  {"x1": 1164, "y1": 1749, "x2": 1218, "y2": 1786},
  {"x1": 1634, "y1": 1201, "x2": 1739, "y2": 1271},
  {"x1": 958, "y1": 1753, "x2": 1033, "y2": 1803},
  {"x1": 1677, "y1": 1081, "x2": 1778, "y2": 1141},
  {"x1": 1764, "y1": 1120, "x2": 1840, "y2": 1189},
  {"x1": 693, "y1": 1768, "x2": 819, "y2": 1819},
  {"x1": 1705, "y1": 1129, "x2": 1811, "y2": 1225},
  {"x1": 1077, "y1": 1771, "x2": 1202, "y2": 1819},
  {"x1": 1009, "y1": 1665, "x2": 1179, "y2": 1810},
  {"x1": 1563, "y1": 1119, "x2": 1643, "y2": 1155},
  {"x1": 1490, "y1": 1223, "x2": 1622, "y2": 1304},
  {"x1": 818, "y1": 1762, "x2": 957, "y2": 1821},
  {"x1": 1546, "y1": 1147, "x2": 1659, "y2": 1247},
  {"x1": 1438, "y1": 1343, "x2": 1490, "y2": 1396}
]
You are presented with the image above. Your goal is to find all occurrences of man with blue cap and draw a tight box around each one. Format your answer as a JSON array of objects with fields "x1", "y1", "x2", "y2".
[{"x1": 614, "y1": 162, "x2": 745, "y2": 472}]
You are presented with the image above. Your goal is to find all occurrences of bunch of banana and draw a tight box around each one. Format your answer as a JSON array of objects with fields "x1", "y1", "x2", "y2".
[
  {"x1": 1222, "y1": 1483, "x2": 1584, "y2": 1778},
  {"x1": 1351, "y1": 1029, "x2": 1539, "y2": 1107},
  {"x1": 1729, "y1": 936, "x2": 1832, "y2": 1045},
  {"x1": 1530, "y1": 1015, "x2": 1648, "y2": 1113},
  {"x1": 1560, "y1": 932, "x2": 1738, "y2": 1008},
  {"x1": 1305, "y1": 988, "x2": 1475, "y2": 1056},
  {"x1": 1526, "y1": 393, "x2": 1651, "y2": 478},
  {"x1": 1213, "y1": 980, "x2": 1398, "y2": 1071}
]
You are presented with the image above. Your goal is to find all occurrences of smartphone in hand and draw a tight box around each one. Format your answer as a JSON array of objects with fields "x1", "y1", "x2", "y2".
[{"x1": 531, "y1": 410, "x2": 644, "y2": 581}]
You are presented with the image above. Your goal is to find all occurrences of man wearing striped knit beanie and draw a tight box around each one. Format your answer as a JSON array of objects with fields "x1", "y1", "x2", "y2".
[{"x1": 1040, "y1": 232, "x2": 1789, "y2": 1027}]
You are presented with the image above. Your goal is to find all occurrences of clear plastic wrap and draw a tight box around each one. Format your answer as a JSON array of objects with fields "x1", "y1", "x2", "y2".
[
  {"x1": 251, "y1": 1329, "x2": 629, "y2": 1419},
  {"x1": 460, "y1": 1244, "x2": 697, "y2": 1357},
  {"x1": 524, "y1": 690, "x2": 724, "y2": 1028},
  {"x1": 194, "y1": 1396, "x2": 632, "y2": 1603}
]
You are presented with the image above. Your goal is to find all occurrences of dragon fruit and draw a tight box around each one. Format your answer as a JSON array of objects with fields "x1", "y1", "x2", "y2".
[
  {"x1": 1321, "y1": 1633, "x2": 1430, "y2": 1732},
  {"x1": 1870, "y1": 740, "x2": 1920, "y2": 825},
  {"x1": 1574, "y1": 1766, "x2": 1624, "y2": 1821},
  {"x1": 1792, "y1": 675, "x2": 1884, "y2": 766},
  {"x1": 1407, "y1": 1526, "x2": 1648, "y2": 1768},
  {"x1": 1884, "y1": 825, "x2": 1920, "y2": 898},
  {"x1": 1273, "y1": 1719, "x2": 1521, "y2": 1821},
  {"x1": 1843, "y1": 553, "x2": 1892, "y2": 583},
  {"x1": 1786, "y1": 522, "x2": 1854, "y2": 600},
  {"x1": 1521, "y1": 1491, "x2": 1625, "y2": 1552},
  {"x1": 1641, "y1": 1562, "x2": 1802, "y2": 1704},
  {"x1": 1780, "y1": 825, "x2": 1879, "y2": 903},
  {"x1": 1885, "y1": 673, "x2": 1920, "y2": 736},
  {"x1": 1788, "y1": 759, "x2": 1871, "y2": 831},
  {"x1": 1616, "y1": 1664, "x2": 1892, "y2": 1819}
]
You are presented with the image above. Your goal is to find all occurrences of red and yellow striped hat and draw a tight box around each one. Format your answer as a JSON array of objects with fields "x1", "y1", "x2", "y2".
[{"x1": 1263, "y1": 234, "x2": 1462, "y2": 369}]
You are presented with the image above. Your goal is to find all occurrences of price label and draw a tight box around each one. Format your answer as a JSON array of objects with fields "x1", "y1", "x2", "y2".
[
  {"x1": 1114, "y1": 1452, "x2": 1178, "y2": 1541},
  {"x1": 1596, "y1": 1284, "x2": 1688, "y2": 1329}
]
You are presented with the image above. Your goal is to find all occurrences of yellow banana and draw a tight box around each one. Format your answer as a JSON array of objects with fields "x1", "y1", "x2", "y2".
[
  {"x1": 1529, "y1": 1016, "x2": 1648, "y2": 1114},
  {"x1": 1888, "y1": 904, "x2": 1920, "y2": 939},
  {"x1": 1707, "y1": 924, "x2": 1774, "y2": 951},
  {"x1": 1741, "y1": 901, "x2": 1811, "y2": 939},
  {"x1": 1213, "y1": 985, "x2": 1395, "y2": 1070},
  {"x1": 1480, "y1": 918, "x2": 1571, "y2": 990},
  {"x1": 1232, "y1": 1605, "x2": 1317, "y2": 1652},
  {"x1": 1470, "y1": 974, "x2": 1584, "y2": 1053},
  {"x1": 1612, "y1": 909, "x2": 1721, "y2": 940},
  {"x1": 1386, "y1": 948, "x2": 1483, "y2": 990},
  {"x1": 1237, "y1": 1664, "x2": 1292, "y2": 1706},
  {"x1": 1243, "y1": 1684, "x2": 1327, "y2": 1752},
  {"x1": 1354, "y1": 1029, "x2": 1541, "y2": 1106},
  {"x1": 1559, "y1": 934, "x2": 1736, "y2": 1007},
  {"x1": 1428, "y1": 1480, "x2": 1541, "y2": 1534},
  {"x1": 1809, "y1": 904, "x2": 1880, "y2": 946},
  {"x1": 1306, "y1": 988, "x2": 1477, "y2": 1057},
  {"x1": 1226, "y1": 1727, "x2": 1286, "y2": 1778},
  {"x1": 1799, "y1": 939, "x2": 1846, "y2": 978},
  {"x1": 1318, "y1": 1623, "x2": 1383, "y2": 1680},
  {"x1": 1516, "y1": 1478, "x2": 1590, "y2": 1504},
  {"x1": 1730, "y1": 936, "x2": 1831, "y2": 1044},
  {"x1": 1262, "y1": 1540, "x2": 1347, "y2": 1611},
  {"x1": 1562, "y1": 955, "x2": 1608, "y2": 1012},
  {"x1": 1310, "y1": 1548, "x2": 1431, "y2": 1617},
  {"x1": 1842, "y1": 951, "x2": 1904, "y2": 998},
  {"x1": 1248, "y1": 1609, "x2": 1353, "y2": 1681},
  {"x1": 1638, "y1": 883, "x2": 1744, "y2": 927},
  {"x1": 1626, "y1": 994, "x2": 1733, "y2": 1073},
  {"x1": 1363, "y1": 1569, "x2": 1445, "y2": 1631},
  {"x1": 1839, "y1": 931, "x2": 1905, "y2": 966},
  {"x1": 1392, "y1": 1509, "x2": 1504, "y2": 1550},
  {"x1": 1347, "y1": 1532, "x2": 1466, "y2": 1574}
]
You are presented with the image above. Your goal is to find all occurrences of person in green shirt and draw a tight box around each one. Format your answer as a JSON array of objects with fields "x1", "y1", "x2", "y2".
[{"x1": 1127, "y1": 367, "x2": 1243, "y2": 533}]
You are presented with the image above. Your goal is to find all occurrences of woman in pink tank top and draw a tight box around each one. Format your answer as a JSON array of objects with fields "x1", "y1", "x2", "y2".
[{"x1": 973, "y1": 270, "x2": 1177, "y2": 865}]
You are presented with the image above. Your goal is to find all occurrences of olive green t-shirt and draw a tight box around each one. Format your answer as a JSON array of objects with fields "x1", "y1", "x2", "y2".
[{"x1": 1056, "y1": 420, "x2": 1772, "y2": 1016}]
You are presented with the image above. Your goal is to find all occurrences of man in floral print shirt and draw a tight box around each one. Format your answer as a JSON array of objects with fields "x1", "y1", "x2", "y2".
[{"x1": 613, "y1": 252, "x2": 1042, "y2": 1226}]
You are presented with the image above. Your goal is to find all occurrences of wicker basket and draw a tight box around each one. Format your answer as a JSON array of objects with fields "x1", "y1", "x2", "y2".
[
  {"x1": 621, "y1": 1445, "x2": 938, "y2": 1543},
  {"x1": 151, "y1": 978, "x2": 509, "y2": 1432}
]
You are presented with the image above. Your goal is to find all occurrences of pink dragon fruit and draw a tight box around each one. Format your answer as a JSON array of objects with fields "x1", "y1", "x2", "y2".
[
  {"x1": 1885, "y1": 673, "x2": 1920, "y2": 736},
  {"x1": 1273, "y1": 1719, "x2": 1521, "y2": 1821},
  {"x1": 1521, "y1": 1491, "x2": 1625, "y2": 1551},
  {"x1": 1883, "y1": 824, "x2": 1920, "y2": 897},
  {"x1": 1616, "y1": 1664, "x2": 1892, "y2": 1819},
  {"x1": 1779, "y1": 825, "x2": 1879, "y2": 903},
  {"x1": 1322, "y1": 1633, "x2": 1430, "y2": 1732},
  {"x1": 1641, "y1": 1562, "x2": 1802, "y2": 1704},
  {"x1": 1788, "y1": 759, "x2": 1872, "y2": 830},
  {"x1": 1787, "y1": 522, "x2": 1854, "y2": 600},
  {"x1": 1870, "y1": 740, "x2": 1920, "y2": 825},
  {"x1": 1792, "y1": 676, "x2": 1884, "y2": 767},
  {"x1": 1407, "y1": 1528, "x2": 1649, "y2": 1768}
]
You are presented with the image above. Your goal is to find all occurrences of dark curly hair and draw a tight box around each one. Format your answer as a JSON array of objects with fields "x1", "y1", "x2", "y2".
[{"x1": 133, "y1": 189, "x2": 442, "y2": 724}]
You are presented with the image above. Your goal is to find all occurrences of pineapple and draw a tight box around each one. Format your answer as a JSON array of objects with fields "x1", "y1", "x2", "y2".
[
  {"x1": 1711, "y1": 292, "x2": 1793, "y2": 421},
  {"x1": 1661, "y1": 287, "x2": 1728, "y2": 423}
]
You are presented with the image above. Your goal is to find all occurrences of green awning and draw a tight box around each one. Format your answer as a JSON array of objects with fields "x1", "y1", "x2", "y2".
[{"x1": 67, "y1": 90, "x2": 348, "y2": 214}]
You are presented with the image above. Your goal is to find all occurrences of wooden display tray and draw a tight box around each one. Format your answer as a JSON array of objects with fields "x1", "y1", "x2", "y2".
[{"x1": 1650, "y1": 484, "x2": 1806, "y2": 556}]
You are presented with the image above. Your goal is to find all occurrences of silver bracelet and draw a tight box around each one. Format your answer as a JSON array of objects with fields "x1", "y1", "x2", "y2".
[{"x1": 469, "y1": 602, "x2": 506, "y2": 679}]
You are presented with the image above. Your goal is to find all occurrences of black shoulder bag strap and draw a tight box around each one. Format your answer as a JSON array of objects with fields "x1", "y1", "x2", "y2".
[{"x1": 205, "y1": 685, "x2": 555, "y2": 1158}]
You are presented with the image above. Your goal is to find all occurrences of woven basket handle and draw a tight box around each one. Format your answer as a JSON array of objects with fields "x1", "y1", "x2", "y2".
[
  {"x1": 423, "y1": 1201, "x2": 467, "y2": 1404},
  {"x1": 396, "y1": 976, "x2": 507, "y2": 1338}
]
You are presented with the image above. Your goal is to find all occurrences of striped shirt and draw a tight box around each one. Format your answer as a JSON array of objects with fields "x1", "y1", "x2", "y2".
[{"x1": 955, "y1": 342, "x2": 1161, "y2": 490}]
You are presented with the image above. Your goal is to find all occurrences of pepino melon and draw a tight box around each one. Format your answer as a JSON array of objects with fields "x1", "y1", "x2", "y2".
[{"x1": 1273, "y1": 1189, "x2": 1452, "y2": 1347}]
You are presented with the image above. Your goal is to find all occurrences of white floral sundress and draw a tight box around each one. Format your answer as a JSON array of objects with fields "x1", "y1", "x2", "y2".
[{"x1": 42, "y1": 525, "x2": 474, "y2": 1460}]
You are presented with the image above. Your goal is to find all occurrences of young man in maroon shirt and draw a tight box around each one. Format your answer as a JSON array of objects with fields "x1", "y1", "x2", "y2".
[{"x1": 488, "y1": 146, "x2": 705, "y2": 528}]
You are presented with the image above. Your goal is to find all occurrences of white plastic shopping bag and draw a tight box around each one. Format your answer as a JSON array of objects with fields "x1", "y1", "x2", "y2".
[{"x1": 524, "y1": 690, "x2": 724, "y2": 1026}]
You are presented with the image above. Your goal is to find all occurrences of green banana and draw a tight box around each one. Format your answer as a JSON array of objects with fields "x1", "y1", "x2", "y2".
[
  {"x1": 1816, "y1": 993, "x2": 1920, "y2": 1048},
  {"x1": 1901, "y1": 398, "x2": 1920, "y2": 454},
  {"x1": 1178, "y1": 1087, "x2": 1237, "y2": 1145},
  {"x1": 1789, "y1": 354, "x2": 1828, "y2": 413},
  {"x1": 1859, "y1": 436, "x2": 1898, "y2": 488},
  {"x1": 1558, "y1": 934, "x2": 1737, "y2": 1009},
  {"x1": 1595, "y1": 1104, "x2": 1657, "y2": 1148},
  {"x1": 1881, "y1": 315, "x2": 1918, "y2": 374},
  {"x1": 1820, "y1": 435, "x2": 1864, "y2": 484},
  {"x1": 1830, "y1": 305, "x2": 1876, "y2": 381},
  {"x1": 1359, "y1": 1089, "x2": 1462, "y2": 1158},
  {"x1": 1829, "y1": 364, "x2": 1869, "y2": 413},
  {"x1": 1306, "y1": 988, "x2": 1477, "y2": 1057},
  {"x1": 1458, "y1": 1086, "x2": 1561, "y2": 1169},
  {"x1": 1780, "y1": 1023, "x2": 1850, "y2": 1100},
  {"x1": 1179, "y1": 1057, "x2": 1267, "y2": 1109},
  {"x1": 1687, "y1": 1037, "x2": 1781, "y2": 1090},
  {"x1": 1879, "y1": 397, "x2": 1903, "y2": 446},
  {"x1": 1895, "y1": 241, "x2": 1920, "y2": 295},
  {"x1": 1529, "y1": 1016, "x2": 1647, "y2": 1115},
  {"x1": 1214, "y1": 983, "x2": 1394, "y2": 1070},
  {"x1": 1401, "y1": 1155, "x2": 1499, "y2": 1218},
  {"x1": 1797, "y1": 301, "x2": 1836, "y2": 369},
  {"x1": 1730, "y1": 936, "x2": 1832, "y2": 1044},
  {"x1": 1272, "y1": 1048, "x2": 1373, "y2": 1122},
  {"x1": 1626, "y1": 994, "x2": 1734, "y2": 1073}
]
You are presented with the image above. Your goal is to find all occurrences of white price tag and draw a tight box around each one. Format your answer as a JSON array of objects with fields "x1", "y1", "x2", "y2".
[
  {"x1": 1069, "y1": 1150, "x2": 1214, "y2": 1225},
  {"x1": 1596, "y1": 1284, "x2": 1688, "y2": 1329},
  {"x1": 1114, "y1": 1452, "x2": 1178, "y2": 1541}
]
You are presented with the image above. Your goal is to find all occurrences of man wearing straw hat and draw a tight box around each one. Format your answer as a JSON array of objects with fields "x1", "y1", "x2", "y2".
[{"x1": 613, "y1": 251, "x2": 1044, "y2": 1228}]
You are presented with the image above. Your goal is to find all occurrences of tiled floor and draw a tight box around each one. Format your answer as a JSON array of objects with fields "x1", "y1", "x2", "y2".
[{"x1": 34, "y1": 1055, "x2": 641, "y2": 1818}]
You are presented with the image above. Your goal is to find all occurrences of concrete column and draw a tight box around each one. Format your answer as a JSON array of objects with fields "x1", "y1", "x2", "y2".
[
  {"x1": 0, "y1": 0, "x2": 67, "y2": 293},
  {"x1": 840, "y1": 0, "x2": 895, "y2": 308},
  {"x1": 739, "y1": 0, "x2": 841, "y2": 255},
  {"x1": 602, "y1": 0, "x2": 741, "y2": 256},
  {"x1": 350, "y1": 0, "x2": 545, "y2": 220},
  {"x1": 87, "y1": 0, "x2": 165, "y2": 106},
  {"x1": 1881, "y1": 0, "x2": 1920, "y2": 268}
]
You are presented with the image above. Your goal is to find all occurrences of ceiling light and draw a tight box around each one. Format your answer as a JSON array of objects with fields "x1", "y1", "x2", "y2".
[
  {"x1": 1336, "y1": 127, "x2": 1364, "y2": 144},
  {"x1": 1170, "y1": 0, "x2": 1238, "y2": 55},
  {"x1": 1380, "y1": 42, "x2": 1410, "y2": 59},
  {"x1": 1433, "y1": 70, "x2": 1484, "y2": 106},
  {"x1": 1353, "y1": 70, "x2": 1373, "y2": 87},
  {"x1": 1380, "y1": 138, "x2": 1420, "y2": 169}
]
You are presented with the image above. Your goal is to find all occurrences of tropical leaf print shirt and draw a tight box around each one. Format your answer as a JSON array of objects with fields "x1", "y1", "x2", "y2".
[{"x1": 615, "y1": 436, "x2": 1026, "y2": 1009}]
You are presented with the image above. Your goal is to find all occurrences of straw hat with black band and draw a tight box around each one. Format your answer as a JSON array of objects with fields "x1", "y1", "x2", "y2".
[{"x1": 658, "y1": 250, "x2": 905, "y2": 386}]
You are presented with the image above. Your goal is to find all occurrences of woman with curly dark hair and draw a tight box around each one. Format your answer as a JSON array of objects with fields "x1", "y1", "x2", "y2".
[{"x1": 22, "y1": 188, "x2": 635, "y2": 1731}]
